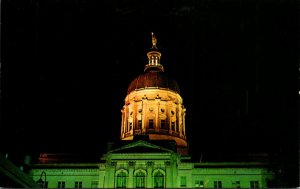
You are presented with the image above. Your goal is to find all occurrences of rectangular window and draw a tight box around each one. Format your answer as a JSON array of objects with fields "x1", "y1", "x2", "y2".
[
  {"x1": 138, "y1": 120, "x2": 142, "y2": 129},
  {"x1": 75, "y1": 181, "x2": 82, "y2": 188},
  {"x1": 199, "y1": 181, "x2": 204, "y2": 188},
  {"x1": 129, "y1": 122, "x2": 132, "y2": 130},
  {"x1": 195, "y1": 181, "x2": 204, "y2": 188},
  {"x1": 149, "y1": 119, "x2": 154, "y2": 128},
  {"x1": 250, "y1": 181, "x2": 259, "y2": 188},
  {"x1": 195, "y1": 181, "x2": 200, "y2": 188},
  {"x1": 232, "y1": 181, "x2": 240, "y2": 188},
  {"x1": 91, "y1": 181, "x2": 98, "y2": 188},
  {"x1": 171, "y1": 122, "x2": 175, "y2": 131},
  {"x1": 214, "y1": 181, "x2": 222, "y2": 188},
  {"x1": 180, "y1": 176, "x2": 187, "y2": 187},
  {"x1": 58, "y1": 181, "x2": 65, "y2": 188},
  {"x1": 161, "y1": 120, "x2": 166, "y2": 129}
]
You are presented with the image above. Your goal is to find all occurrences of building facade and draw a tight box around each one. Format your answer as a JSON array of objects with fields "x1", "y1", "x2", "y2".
[
  {"x1": 29, "y1": 33, "x2": 274, "y2": 188},
  {"x1": 0, "y1": 153, "x2": 39, "y2": 188}
]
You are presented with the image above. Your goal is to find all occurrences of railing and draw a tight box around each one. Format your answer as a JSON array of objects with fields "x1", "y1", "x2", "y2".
[
  {"x1": 129, "y1": 129, "x2": 186, "y2": 139},
  {"x1": 134, "y1": 130, "x2": 141, "y2": 135}
]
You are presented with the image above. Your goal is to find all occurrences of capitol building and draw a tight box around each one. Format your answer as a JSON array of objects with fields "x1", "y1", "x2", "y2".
[{"x1": 28, "y1": 33, "x2": 274, "y2": 188}]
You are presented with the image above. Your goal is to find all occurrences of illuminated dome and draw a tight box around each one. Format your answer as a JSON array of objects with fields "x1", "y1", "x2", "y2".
[
  {"x1": 120, "y1": 33, "x2": 188, "y2": 155},
  {"x1": 127, "y1": 71, "x2": 180, "y2": 94}
]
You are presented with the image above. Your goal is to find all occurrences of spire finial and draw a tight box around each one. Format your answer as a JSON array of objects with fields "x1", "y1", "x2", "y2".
[
  {"x1": 145, "y1": 32, "x2": 163, "y2": 72},
  {"x1": 151, "y1": 32, "x2": 157, "y2": 49}
]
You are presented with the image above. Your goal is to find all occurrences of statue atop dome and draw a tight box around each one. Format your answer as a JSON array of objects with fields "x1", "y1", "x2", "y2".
[{"x1": 151, "y1": 32, "x2": 158, "y2": 49}]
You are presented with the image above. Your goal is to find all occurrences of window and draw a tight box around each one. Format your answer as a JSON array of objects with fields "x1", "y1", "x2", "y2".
[
  {"x1": 58, "y1": 181, "x2": 65, "y2": 188},
  {"x1": 250, "y1": 181, "x2": 259, "y2": 188},
  {"x1": 154, "y1": 171, "x2": 164, "y2": 188},
  {"x1": 129, "y1": 122, "x2": 132, "y2": 130},
  {"x1": 116, "y1": 171, "x2": 127, "y2": 188},
  {"x1": 91, "y1": 181, "x2": 98, "y2": 188},
  {"x1": 214, "y1": 181, "x2": 222, "y2": 188},
  {"x1": 135, "y1": 171, "x2": 146, "y2": 188},
  {"x1": 75, "y1": 181, "x2": 82, "y2": 188},
  {"x1": 180, "y1": 176, "x2": 187, "y2": 187},
  {"x1": 171, "y1": 122, "x2": 175, "y2": 131},
  {"x1": 149, "y1": 119, "x2": 154, "y2": 129},
  {"x1": 138, "y1": 120, "x2": 142, "y2": 129},
  {"x1": 199, "y1": 181, "x2": 204, "y2": 188},
  {"x1": 161, "y1": 120, "x2": 166, "y2": 129},
  {"x1": 195, "y1": 181, "x2": 204, "y2": 188},
  {"x1": 232, "y1": 181, "x2": 240, "y2": 188}
]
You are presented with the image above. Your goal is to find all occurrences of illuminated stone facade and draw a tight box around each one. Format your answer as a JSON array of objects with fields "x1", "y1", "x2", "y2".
[
  {"x1": 30, "y1": 141, "x2": 274, "y2": 188},
  {"x1": 29, "y1": 33, "x2": 275, "y2": 188}
]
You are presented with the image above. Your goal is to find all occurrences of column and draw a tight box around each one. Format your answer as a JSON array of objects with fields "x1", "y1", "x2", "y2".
[
  {"x1": 165, "y1": 161, "x2": 173, "y2": 188},
  {"x1": 128, "y1": 161, "x2": 135, "y2": 188},
  {"x1": 146, "y1": 161, "x2": 154, "y2": 188}
]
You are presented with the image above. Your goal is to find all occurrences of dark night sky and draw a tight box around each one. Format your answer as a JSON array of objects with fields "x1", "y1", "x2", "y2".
[{"x1": 1, "y1": 0, "x2": 299, "y2": 182}]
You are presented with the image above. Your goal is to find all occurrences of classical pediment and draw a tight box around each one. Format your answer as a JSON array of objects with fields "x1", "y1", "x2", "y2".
[{"x1": 107, "y1": 140, "x2": 175, "y2": 154}]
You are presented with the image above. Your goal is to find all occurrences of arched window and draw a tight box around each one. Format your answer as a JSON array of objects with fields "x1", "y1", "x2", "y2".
[
  {"x1": 135, "y1": 171, "x2": 146, "y2": 188},
  {"x1": 153, "y1": 171, "x2": 164, "y2": 188},
  {"x1": 116, "y1": 171, "x2": 127, "y2": 188}
]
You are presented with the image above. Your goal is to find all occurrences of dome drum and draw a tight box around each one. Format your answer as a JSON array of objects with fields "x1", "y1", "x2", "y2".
[{"x1": 121, "y1": 89, "x2": 187, "y2": 152}]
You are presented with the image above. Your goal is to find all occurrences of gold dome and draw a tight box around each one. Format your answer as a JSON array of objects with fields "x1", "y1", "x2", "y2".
[{"x1": 127, "y1": 71, "x2": 180, "y2": 94}]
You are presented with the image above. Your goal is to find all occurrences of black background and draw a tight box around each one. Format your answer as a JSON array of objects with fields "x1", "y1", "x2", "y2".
[{"x1": 2, "y1": 0, "x2": 299, "y2": 186}]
